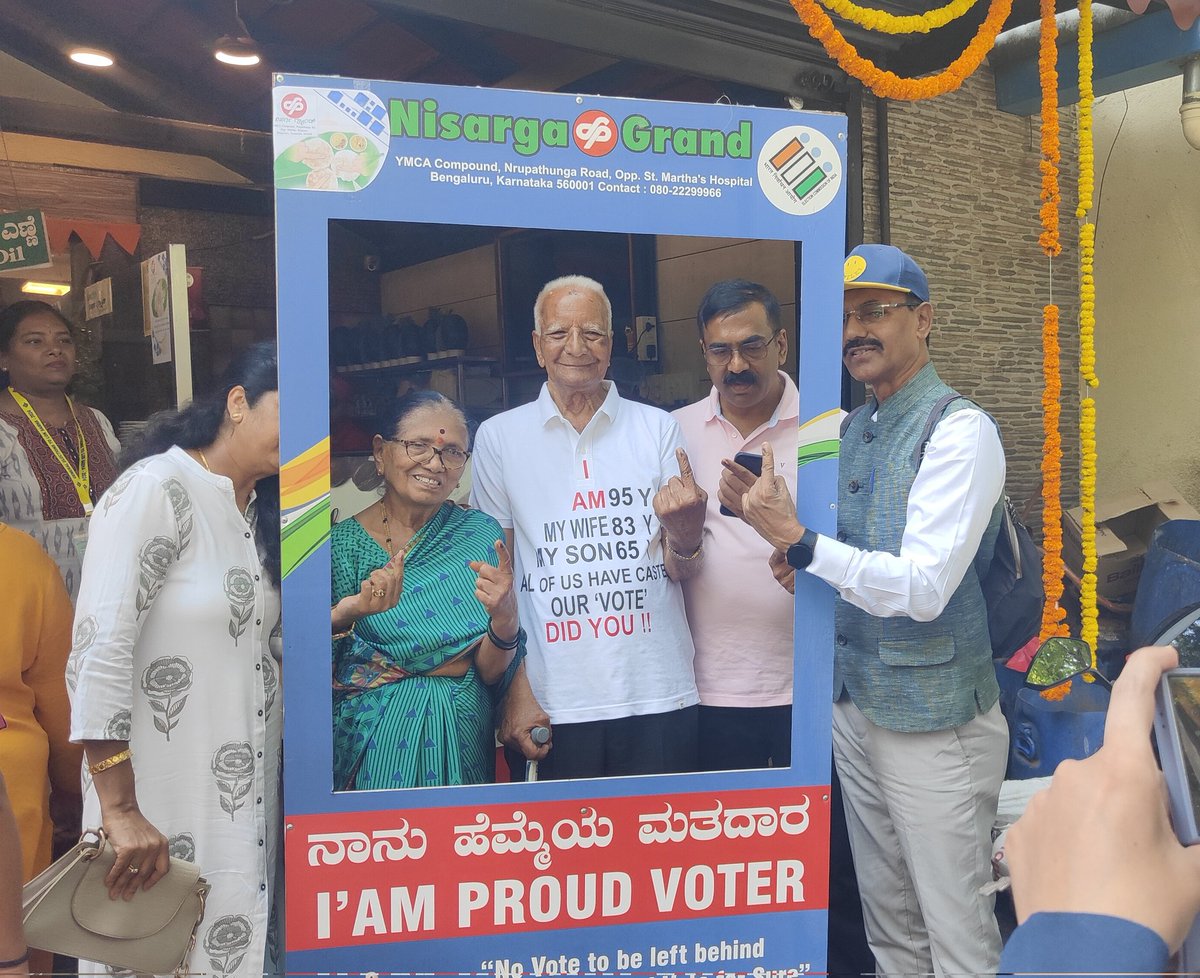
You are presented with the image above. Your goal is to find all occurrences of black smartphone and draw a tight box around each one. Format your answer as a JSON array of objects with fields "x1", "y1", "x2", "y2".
[
  {"x1": 1155, "y1": 669, "x2": 1200, "y2": 845},
  {"x1": 1153, "y1": 607, "x2": 1200, "y2": 845},
  {"x1": 719, "y1": 451, "x2": 763, "y2": 517}
]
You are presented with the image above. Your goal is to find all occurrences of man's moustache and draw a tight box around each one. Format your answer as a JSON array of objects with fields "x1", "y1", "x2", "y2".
[
  {"x1": 724, "y1": 371, "x2": 756, "y2": 386},
  {"x1": 843, "y1": 339, "x2": 882, "y2": 356}
]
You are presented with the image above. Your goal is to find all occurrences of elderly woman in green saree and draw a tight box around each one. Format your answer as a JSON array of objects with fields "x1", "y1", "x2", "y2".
[{"x1": 330, "y1": 391, "x2": 524, "y2": 789}]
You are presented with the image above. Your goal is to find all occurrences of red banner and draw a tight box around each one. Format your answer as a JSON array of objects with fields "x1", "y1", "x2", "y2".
[{"x1": 286, "y1": 786, "x2": 830, "y2": 950}]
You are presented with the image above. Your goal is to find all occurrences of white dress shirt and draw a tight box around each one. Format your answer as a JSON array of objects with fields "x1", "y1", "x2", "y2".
[{"x1": 807, "y1": 408, "x2": 1005, "y2": 621}]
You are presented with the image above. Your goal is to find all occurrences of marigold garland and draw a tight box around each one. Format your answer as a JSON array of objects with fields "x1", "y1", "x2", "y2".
[
  {"x1": 1077, "y1": 0, "x2": 1100, "y2": 662},
  {"x1": 1076, "y1": 0, "x2": 1096, "y2": 218},
  {"x1": 1079, "y1": 223, "x2": 1097, "y2": 387},
  {"x1": 1079, "y1": 397, "x2": 1099, "y2": 653},
  {"x1": 1040, "y1": 678, "x2": 1072, "y2": 702},
  {"x1": 1038, "y1": 0, "x2": 1061, "y2": 257},
  {"x1": 788, "y1": 0, "x2": 1013, "y2": 101},
  {"x1": 818, "y1": 0, "x2": 980, "y2": 34},
  {"x1": 1041, "y1": 303, "x2": 1069, "y2": 639}
]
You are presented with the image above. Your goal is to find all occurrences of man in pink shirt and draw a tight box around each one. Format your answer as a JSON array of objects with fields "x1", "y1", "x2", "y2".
[{"x1": 672, "y1": 279, "x2": 797, "y2": 770}]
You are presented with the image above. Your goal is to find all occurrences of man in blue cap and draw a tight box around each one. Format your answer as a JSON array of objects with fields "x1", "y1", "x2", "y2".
[{"x1": 741, "y1": 244, "x2": 1009, "y2": 978}]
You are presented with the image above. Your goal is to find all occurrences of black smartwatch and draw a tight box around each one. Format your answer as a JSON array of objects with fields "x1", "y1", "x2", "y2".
[{"x1": 786, "y1": 528, "x2": 819, "y2": 570}]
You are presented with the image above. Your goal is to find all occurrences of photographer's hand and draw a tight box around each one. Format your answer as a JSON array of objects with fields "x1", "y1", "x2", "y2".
[{"x1": 1006, "y1": 645, "x2": 1200, "y2": 952}]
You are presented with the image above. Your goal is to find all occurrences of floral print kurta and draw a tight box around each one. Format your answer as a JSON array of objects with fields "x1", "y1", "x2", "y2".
[{"x1": 68, "y1": 446, "x2": 282, "y2": 978}]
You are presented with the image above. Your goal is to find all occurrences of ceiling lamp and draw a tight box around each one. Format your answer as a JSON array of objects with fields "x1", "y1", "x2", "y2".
[
  {"x1": 214, "y1": 0, "x2": 261, "y2": 66},
  {"x1": 21, "y1": 282, "x2": 71, "y2": 296},
  {"x1": 69, "y1": 48, "x2": 115, "y2": 68},
  {"x1": 214, "y1": 35, "x2": 261, "y2": 66}
]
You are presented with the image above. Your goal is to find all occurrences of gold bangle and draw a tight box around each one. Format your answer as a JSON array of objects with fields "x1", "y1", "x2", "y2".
[
  {"x1": 89, "y1": 748, "x2": 131, "y2": 775},
  {"x1": 332, "y1": 619, "x2": 356, "y2": 641},
  {"x1": 665, "y1": 538, "x2": 703, "y2": 560}
]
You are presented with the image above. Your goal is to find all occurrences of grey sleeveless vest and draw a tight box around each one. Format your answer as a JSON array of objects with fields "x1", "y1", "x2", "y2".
[{"x1": 835, "y1": 363, "x2": 1001, "y2": 732}]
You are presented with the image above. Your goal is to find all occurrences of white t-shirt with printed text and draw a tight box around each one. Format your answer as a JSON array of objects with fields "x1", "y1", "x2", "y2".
[{"x1": 471, "y1": 383, "x2": 699, "y2": 725}]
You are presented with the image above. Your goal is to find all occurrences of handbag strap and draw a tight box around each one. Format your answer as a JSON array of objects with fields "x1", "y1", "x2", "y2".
[{"x1": 21, "y1": 834, "x2": 104, "y2": 923}]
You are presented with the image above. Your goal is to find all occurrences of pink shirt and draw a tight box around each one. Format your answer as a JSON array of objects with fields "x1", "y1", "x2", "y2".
[{"x1": 673, "y1": 373, "x2": 799, "y2": 707}]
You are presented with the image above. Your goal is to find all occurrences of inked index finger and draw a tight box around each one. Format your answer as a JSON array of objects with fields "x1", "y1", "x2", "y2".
[
  {"x1": 759, "y1": 442, "x2": 776, "y2": 481},
  {"x1": 494, "y1": 539, "x2": 514, "y2": 574},
  {"x1": 1105, "y1": 645, "x2": 1179, "y2": 758},
  {"x1": 675, "y1": 447, "x2": 696, "y2": 487}
]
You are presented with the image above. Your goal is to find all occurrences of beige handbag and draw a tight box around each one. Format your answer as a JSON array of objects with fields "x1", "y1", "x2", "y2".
[{"x1": 22, "y1": 830, "x2": 210, "y2": 976}]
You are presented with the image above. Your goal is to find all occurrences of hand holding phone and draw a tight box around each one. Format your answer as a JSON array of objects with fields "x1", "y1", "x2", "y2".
[
  {"x1": 719, "y1": 451, "x2": 763, "y2": 517},
  {"x1": 1007, "y1": 645, "x2": 1200, "y2": 955}
]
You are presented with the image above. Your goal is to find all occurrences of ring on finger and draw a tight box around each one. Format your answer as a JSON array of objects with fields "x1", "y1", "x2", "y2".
[
  {"x1": 128, "y1": 865, "x2": 140, "y2": 875},
  {"x1": 372, "y1": 587, "x2": 386, "y2": 598}
]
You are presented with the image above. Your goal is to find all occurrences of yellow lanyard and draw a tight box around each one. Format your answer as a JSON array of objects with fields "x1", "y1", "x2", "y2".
[{"x1": 8, "y1": 388, "x2": 93, "y2": 515}]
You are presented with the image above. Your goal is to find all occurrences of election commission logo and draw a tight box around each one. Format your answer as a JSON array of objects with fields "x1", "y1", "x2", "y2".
[
  {"x1": 757, "y1": 126, "x2": 842, "y2": 216},
  {"x1": 573, "y1": 110, "x2": 618, "y2": 157}
]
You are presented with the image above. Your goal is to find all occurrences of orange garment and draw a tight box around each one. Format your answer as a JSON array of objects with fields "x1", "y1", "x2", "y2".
[{"x1": 0, "y1": 521, "x2": 81, "y2": 881}]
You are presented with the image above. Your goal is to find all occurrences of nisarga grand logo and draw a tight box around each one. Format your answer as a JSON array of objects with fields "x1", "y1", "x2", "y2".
[{"x1": 389, "y1": 98, "x2": 752, "y2": 160}]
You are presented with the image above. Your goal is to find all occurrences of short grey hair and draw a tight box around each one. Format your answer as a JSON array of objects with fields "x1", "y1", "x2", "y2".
[{"x1": 533, "y1": 275, "x2": 613, "y2": 334}]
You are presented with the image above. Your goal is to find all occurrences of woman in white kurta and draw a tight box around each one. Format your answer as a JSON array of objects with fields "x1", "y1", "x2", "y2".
[{"x1": 69, "y1": 343, "x2": 282, "y2": 978}]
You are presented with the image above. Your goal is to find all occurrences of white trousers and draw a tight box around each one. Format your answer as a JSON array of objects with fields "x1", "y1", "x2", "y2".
[{"x1": 832, "y1": 697, "x2": 1008, "y2": 978}]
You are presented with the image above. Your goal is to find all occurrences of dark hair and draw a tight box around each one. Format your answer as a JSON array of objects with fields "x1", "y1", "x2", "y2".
[
  {"x1": 123, "y1": 341, "x2": 280, "y2": 584},
  {"x1": 379, "y1": 390, "x2": 470, "y2": 446},
  {"x1": 695, "y1": 279, "x2": 782, "y2": 339},
  {"x1": 0, "y1": 300, "x2": 74, "y2": 387}
]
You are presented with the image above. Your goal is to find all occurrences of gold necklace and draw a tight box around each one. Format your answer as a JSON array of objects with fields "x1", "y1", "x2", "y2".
[
  {"x1": 195, "y1": 448, "x2": 212, "y2": 472},
  {"x1": 380, "y1": 499, "x2": 432, "y2": 558}
]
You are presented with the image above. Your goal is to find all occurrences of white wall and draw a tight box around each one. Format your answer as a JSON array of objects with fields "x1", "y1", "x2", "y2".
[{"x1": 1093, "y1": 75, "x2": 1200, "y2": 506}]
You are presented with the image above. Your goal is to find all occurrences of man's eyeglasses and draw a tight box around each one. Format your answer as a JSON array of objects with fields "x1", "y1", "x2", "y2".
[
  {"x1": 386, "y1": 437, "x2": 470, "y2": 470},
  {"x1": 702, "y1": 333, "x2": 779, "y2": 367},
  {"x1": 842, "y1": 301, "x2": 921, "y2": 328}
]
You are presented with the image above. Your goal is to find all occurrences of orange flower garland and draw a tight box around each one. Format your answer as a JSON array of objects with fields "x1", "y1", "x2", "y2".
[
  {"x1": 1077, "y1": 0, "x2": 1100, "y2": 659},
  {"x1": 1041, "y1": 304, "x2": 1069, "y2": 639},
  {"x1": 1038, "y1": 0, "x2": 1061, "y2": 257},
  {"x1": 1037, "y1": 0, "x2": 1068, "y2": 639},
  {"x1": 788, "y1": 0, "x2": 1014, "y2": 100}
]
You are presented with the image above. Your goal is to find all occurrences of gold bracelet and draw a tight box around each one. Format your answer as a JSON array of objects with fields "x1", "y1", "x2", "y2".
[
  {"x1": 665, "y1": 538, "x2": 703, "y2": 560},
  {"x1": 332, "y1": 619, "x2": 356, "y2": 641},
  {"x1": 88, "y1": 748, "x2": 131, "y2": 775}
]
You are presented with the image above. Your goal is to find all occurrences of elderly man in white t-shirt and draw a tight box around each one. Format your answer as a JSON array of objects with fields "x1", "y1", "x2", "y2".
[{"x1": 471, "y1": 275, "x2": 706, "y2": 779}]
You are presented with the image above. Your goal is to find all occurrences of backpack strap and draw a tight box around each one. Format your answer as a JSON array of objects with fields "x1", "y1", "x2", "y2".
[
  {"x1": 912, "y1": 392, "x2": 967, "y2": 471},
  {"x1": 839, "y1": 403, "x2": 868, "y2": 439}
]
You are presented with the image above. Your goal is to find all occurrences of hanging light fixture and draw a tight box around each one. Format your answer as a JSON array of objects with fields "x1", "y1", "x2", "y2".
[
  {"x1": 69, "y1": 48, "x2": 115, "y2": 68},
  {"x1": 214, "y1": 0, "x2": 261, "y2": 66}
]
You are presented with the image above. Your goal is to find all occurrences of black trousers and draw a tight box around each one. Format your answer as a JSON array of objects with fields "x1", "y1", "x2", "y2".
[{"x1": 509, "y1": 705, "x2": 699, "y2": 781}]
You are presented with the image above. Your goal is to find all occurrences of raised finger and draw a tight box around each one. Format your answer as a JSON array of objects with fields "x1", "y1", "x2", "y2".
[
  {"x1": 759, "y1": 442, "x2": 776, "y2": 481},
  {"x1": 495, "y1": 539, "x2": 514, "y2": 575},
  {"x1": 675, "y1": 447, "x2": 696, "y2": 488},
  {"x1": 1105, "y1": 645, "x2": 1179, "y2": 759}
]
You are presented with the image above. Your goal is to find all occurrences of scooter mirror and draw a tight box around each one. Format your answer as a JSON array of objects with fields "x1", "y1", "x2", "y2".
[{"x1": 1026, "y1": 636, "x2": 1098, "y2": 689}]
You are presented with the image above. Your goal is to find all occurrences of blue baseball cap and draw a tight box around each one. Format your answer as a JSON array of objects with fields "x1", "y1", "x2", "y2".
[{"x1": 843, "y1": 244, "x2": 929, "y2": 303}]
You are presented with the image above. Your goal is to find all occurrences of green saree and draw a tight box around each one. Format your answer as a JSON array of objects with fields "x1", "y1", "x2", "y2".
[{"x1": 331, "y1": 503, "x2": 523, "y2": 789}]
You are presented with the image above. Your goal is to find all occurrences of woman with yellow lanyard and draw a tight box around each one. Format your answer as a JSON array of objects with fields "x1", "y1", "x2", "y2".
[{"x1": 0, "y1": 301, "x2": 119, "y2": 602}]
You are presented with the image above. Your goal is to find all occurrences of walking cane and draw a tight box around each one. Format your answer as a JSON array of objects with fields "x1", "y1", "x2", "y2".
[{"x1": 525, "y1": 725, "x2": 551, "y2": 781}]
